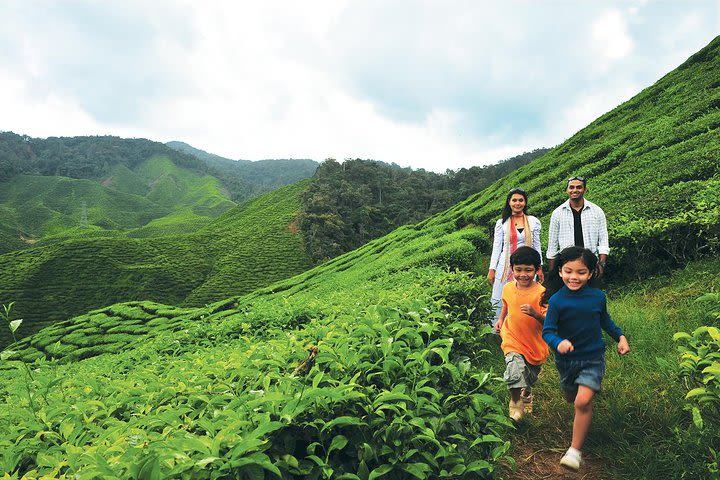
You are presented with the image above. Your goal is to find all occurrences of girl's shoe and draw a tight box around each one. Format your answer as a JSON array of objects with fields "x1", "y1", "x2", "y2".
[
  {"x1": 560, "y1": 448, "x2": 582, "y2": 471},
  {"x1": 509, "y1": 399, "x2": 523, "y2": 422}
]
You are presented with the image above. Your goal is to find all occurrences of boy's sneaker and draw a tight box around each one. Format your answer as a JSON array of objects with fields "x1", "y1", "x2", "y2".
[
  {"x1": 520, "y1": 391, "x2": 533, "y2": 414},
  {"x1": 508, "y1": 399, "x2": 523, "y2": 422},
  {"x1": 560, "y1": 448, "x2": 582, "y2": 471}
]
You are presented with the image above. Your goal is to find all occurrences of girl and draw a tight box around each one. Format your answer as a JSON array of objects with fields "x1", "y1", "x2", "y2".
[
  {"x1": 541, "y1": 246, "x2": 630, "y2": 471},
  {"x1": 487, "y1": 188, "x2": 543, "y2": 326}
]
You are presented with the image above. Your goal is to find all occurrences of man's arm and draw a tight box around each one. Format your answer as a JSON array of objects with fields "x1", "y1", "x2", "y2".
[{"x1": 546, "y1": 210, "x2": 561, "y2": 265}]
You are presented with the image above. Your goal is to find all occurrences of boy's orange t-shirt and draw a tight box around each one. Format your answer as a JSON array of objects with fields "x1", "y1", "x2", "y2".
[{"x1": 500, "y1": 281, "x2": 549, "y2": 365}]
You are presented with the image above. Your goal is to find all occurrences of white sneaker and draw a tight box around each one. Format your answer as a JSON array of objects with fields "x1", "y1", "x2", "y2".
[{"x1": 560, "y1": 448, "x2": 582, "y2": 471}]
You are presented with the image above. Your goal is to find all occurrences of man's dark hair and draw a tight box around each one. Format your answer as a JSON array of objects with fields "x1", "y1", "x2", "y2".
[
  {"x1": 567, "y1": 175, "x2": 587, "y2": 188},
  {"x1": 510, "y1": 246, "x2": 541, "y2": 268}
]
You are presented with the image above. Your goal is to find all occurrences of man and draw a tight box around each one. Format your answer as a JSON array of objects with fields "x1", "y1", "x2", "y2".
[{"x1": 546, "y1": 176, "x2": 609, "y2": 275}]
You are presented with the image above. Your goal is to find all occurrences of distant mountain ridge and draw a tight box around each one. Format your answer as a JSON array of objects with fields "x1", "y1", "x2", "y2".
[
  {"x1": 166, "y1": 141, "x2": 318, "y2": 202},
  {"x1": 0, "y1": 133, "x2": 319, "y2": 252}
]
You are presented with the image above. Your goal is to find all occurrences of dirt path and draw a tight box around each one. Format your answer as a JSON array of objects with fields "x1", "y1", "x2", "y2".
[{"x1": 499, "y1": 441, "x2": 615, "y2": 479}]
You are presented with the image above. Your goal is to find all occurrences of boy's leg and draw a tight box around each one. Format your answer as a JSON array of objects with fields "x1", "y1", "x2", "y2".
[{"x1": 570, "y1": 385, "x2": 595, "y2": 450}]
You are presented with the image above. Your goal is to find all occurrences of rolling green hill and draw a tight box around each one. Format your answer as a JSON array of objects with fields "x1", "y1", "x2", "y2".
[
  {"x1": 0, "y1": 155, "x2": 236, "y2": 246},
  {"x1": 166, "y1": 141, "x2": 319, "y2": 202},
  {"x1": 0, "y1": 181, "x2": 313, "y2": 348},
  {"x1": 1, "y1": 36, "x2": 720, "y2": 479}
]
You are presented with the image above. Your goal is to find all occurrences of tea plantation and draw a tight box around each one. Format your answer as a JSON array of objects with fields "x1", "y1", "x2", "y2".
[
  {"x1": 0, "y1": 181, "x2": 313, "y2": 348},
  {"x1": 1, "y1": 36, "x2": 719, "y2": 480}
]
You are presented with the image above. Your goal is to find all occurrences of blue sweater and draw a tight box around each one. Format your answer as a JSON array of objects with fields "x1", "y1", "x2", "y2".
[{"x1": 542, "y1": 286, "x2": 624, "y2": 361}]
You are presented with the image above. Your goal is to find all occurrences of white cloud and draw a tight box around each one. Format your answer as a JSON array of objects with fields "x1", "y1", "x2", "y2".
[
  {"x1": 590, "y1": 9, "x2": 635, "y2": 63},
  {"x1": 0, "y1": 1, "x2": 718, "y2": 173}
]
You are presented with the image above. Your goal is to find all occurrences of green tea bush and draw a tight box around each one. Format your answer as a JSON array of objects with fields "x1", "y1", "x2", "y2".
[
  {"x1": 674, "y1": 293, "x2": 720, "y2": 478},
  {"x1": 0, "y1": 276, "x2": 511, "y2": 479}
]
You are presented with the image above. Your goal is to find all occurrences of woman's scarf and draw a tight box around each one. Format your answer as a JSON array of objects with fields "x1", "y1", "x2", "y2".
[{"x1": 500, "y1": 214, "x2": 533, "y2": 283}]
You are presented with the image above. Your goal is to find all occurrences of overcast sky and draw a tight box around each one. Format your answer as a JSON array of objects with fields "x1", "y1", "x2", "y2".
[{"x1": 1, "y1": 1, "x2": 718, "y2": 172}]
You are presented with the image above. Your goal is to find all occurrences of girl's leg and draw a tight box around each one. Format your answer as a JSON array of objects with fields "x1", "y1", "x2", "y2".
[{"x1": 570, "y1": 386, "x2": 595, "y2": 450}]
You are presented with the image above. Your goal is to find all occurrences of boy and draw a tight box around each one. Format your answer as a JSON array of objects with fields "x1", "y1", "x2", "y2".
[{"x1": 494, "y1": 246, "x2": 549, "y2": 421}]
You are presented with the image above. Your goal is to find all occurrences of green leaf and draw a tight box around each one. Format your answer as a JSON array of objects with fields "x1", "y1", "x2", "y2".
[
  {"x1": 464, "y1": 459, "x2": 492, "y2": 473},
  {"x1": 686, "y1": 387, "x2": 708, "y2": 399},
  {"x1": 328, "y1": 435, "x2": 348, "y2": 455},
  {"x1": 469, "y1": 434, "x2": 504, "y2": 448},
  {"x1": 321, "y1": 416, "x2": 366, "y2": 431},
  {"x1": 706, "y1": 326, "x2": 720, "y2": 340},
  {"x1": 368, "y1": 464, "x2": 393, "y2": 480},
  {"x1": 402, "y1": 462, "x2": 431, "y2": 479},
  {"x1": 673, "y1": 332, "x2": 692, "y2": 342},
  {"x1": 9, "y1": 319, "x2": 22, "y2": 333},
  {"x1": 692, "y1": 406, "x2": 704, "y2": 430},
  {"x1": 196, "y1": 457, "x2": 220, "y2": 467},
  {"x1": 1, "y1": 350, "x2": 15, "y2": 361}
]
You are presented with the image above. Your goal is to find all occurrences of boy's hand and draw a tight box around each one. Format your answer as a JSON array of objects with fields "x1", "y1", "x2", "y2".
[
  {"x1": 494, "y1": 320, "x2": 503, "y2": 333},
  {"x1": 617, "y1": 336, "x2": 630, "y2": 355},
  {"x1": 520, "y1": 304, "x2": 538, "y2": 318},
  {"x1": 557, "y1": 339, "x2": 574, "y2": 354}
]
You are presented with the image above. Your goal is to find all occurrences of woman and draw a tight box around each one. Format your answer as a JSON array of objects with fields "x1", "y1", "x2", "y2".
[{"x1": 487, "y1": 188, "x2": 543, "y2": 326}]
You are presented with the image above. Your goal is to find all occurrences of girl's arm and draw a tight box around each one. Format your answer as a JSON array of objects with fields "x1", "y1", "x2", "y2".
[
  {"x1": 599, "y1": 292, "x2": 624, "y2": 341},
  {"x1": 542, "y1": 302, "x2": 565, "y2": 351}
]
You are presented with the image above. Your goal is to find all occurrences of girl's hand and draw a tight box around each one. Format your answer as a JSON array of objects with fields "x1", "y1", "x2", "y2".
[
  {"x1": 537, "y1": 269, "x2": 545, "y2": 283},
  {"x1": 557, "y1": 339, "x2": 574, "y2": 354},
  {"x1": 487, "y1": 270, "x2": 496, "y2": 285},
  {"x1": 617, "y1": 336, "x2": 630, "y2": 355}
]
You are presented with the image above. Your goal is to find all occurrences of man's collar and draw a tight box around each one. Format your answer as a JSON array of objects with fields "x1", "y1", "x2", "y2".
[{"x1": 561, "y1": 199, "x2": 592, "y2": 210}]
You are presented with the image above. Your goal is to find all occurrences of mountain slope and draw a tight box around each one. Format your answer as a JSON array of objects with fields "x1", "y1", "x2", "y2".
[
  {"x1": 0, "y1": 181, "x2": 312, "y2": 348},
  {"x1": 0, "y1": 153, "x2": 236, "y2": 251},
  {"x1": 166, "y1": 140, "x2": 319, "y2": 202},
  {"x1": 2, "y1": 35, "x2": 720, "y2": 480}
]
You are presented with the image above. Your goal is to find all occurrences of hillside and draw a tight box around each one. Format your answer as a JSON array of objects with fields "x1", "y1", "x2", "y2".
[
  {"x1": 0, "y1": 181, "x2": 312, "y2": 348},
  {"x1": 0, "y1": 134, "x2": 318, "y2": 253},
  {"x1": 1, "y1": 36, "x2": 720, "y2": 479},
  {"x1": 0, "y1": 156, "x2": 236, "y2": 247},
  {"x1": 298, "y1": 150, "x2": 549, "y2": 262},
  {"x1": 166, "y1": 141, "x2": 319, "y2": 202}
]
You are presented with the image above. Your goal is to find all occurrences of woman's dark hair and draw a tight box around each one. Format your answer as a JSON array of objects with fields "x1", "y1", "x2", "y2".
[
  {"x1": 510, "y1": 246, "x2": 541, "y2": 269},
  {"x1": 501, "y1": 188, "x2": 528, "y2": 223},
  {"x1": 541, "y1": 246, "x2": 599, "y2": 305}
]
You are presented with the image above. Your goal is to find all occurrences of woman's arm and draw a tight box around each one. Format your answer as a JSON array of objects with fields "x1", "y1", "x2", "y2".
[{"x1": 488, "y1": 218, "x2": 504, "y2": 273}]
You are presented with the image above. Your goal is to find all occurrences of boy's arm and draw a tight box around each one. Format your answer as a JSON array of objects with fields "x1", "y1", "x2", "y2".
[
  {"x1": 520, "y1": 304, "x2": 545, "y2": 324},
  {"x1": 495, "y1": 303, "x2": 508, "y2": 333}
]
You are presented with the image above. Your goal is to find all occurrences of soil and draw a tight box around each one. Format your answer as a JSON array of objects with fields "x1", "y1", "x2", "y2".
[{"x1": 499, "y1": 441, "x2": 616, "y2": 480}]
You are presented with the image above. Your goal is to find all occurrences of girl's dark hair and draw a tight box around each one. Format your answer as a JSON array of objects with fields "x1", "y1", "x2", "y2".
[
  {"x1": 501, "y1": 188, "x2": 528, "y2": 223},
  {"x1": 541, "y1": 246, "x2": 599, "y2": 305}
]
